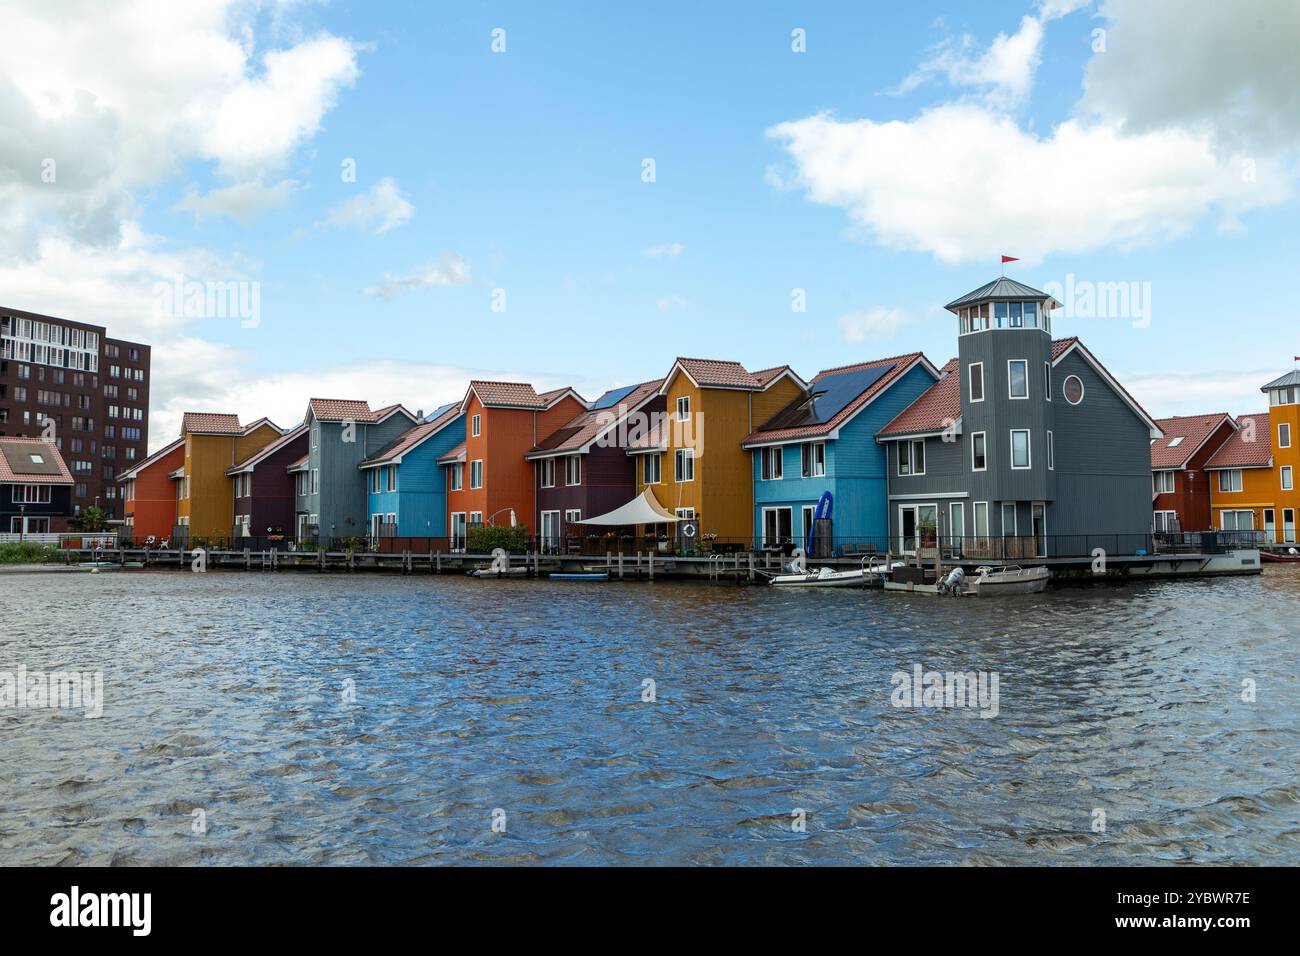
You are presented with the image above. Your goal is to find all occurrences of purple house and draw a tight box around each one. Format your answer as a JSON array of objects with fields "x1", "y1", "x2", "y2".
[
  {"x1": 525, "y1": 380, "x2": 664, "y2": 548},
  {"x1": 226, "y1": 423, "x2": 309, "y2": 540}
]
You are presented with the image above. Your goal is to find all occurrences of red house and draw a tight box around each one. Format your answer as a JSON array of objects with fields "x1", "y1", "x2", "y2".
[{"x1": 1151, "y1": 413, "x2": 1236, "y2": 534}]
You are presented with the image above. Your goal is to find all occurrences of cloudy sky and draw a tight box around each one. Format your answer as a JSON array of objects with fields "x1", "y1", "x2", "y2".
[{"x1": 2, "y1": 0, "x2": 1297, "y2": 449}]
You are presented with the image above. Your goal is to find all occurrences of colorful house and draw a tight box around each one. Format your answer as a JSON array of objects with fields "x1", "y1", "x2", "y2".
[
  {"x1": 1205, "y1": 370, "x2": 1300, "y2": 543},
  {"x1": 441, "y1": 381, "x2": 587, "y2": 548},
  {"x1": 741, "y1": 353, "x2": 940, "y2": 552},
  {"x1": 0, "y1": 436, "x2": 73, "y2": 535},
  {"x1": 878, "y1": 278, "x2": 1161, "y2": 558},
  {"x1": 1150, "y1": 413, "x2": 1236, "y2": 535},
  {"x1": 358, "y1": 402, "x2": 465, "y2": 538},
  {"x1": 293, "y1": 399, "x2": 418, "y2": 543},
  {"x1": 524, "y1": 380, "x2": 665, "y2": 547},
  {"x1": 118, "y1": 436, "x2": 185, "y2": 542},
  {"x1": 630, "y1": 358, "x2": 807, "y2": 543},
  {"x1": 225, "y1": 423, "x2": 309, "y2": 539},
  {"x1": 175, "y1": 413, "x2": 284, "y2": 542}
]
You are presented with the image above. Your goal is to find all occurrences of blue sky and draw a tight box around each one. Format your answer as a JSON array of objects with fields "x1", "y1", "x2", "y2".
[{"x1": 2, "y1": 1, "x2": 1297, "y2": 447}]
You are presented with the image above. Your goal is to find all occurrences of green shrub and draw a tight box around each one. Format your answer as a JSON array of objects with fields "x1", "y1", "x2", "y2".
[
  {"x1": 467, "y1": 524, "x2": 529, "y2": 553},
  {"x1": 0, "y1": 542, "x2": 60, "y2": 564}
]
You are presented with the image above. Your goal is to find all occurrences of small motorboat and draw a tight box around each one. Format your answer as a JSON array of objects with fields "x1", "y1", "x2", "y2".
[
  {"x1": 964, "y1": 565, "x2": 1049, "y2": 595},
  {"x1": 768, "y1": 548, "x2": 901, "y2": 587},
  {"x1": 467, "y1": 548, "x2": 529, "y2": 577},
  {"x1": 1260, "y1": 548, "x2": 1300, "y2": 563},
  {"x1": 549, "y1": 571, "x2": 609, "y2": 581}
]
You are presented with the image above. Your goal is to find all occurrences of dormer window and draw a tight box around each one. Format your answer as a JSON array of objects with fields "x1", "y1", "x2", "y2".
[{"x1": 1167, "y1": 436, "x2": 1184, "y2": 448}]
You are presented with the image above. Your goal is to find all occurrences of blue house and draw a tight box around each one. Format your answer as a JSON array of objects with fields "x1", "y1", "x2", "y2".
[
  {"x1": 741, "y1": 352, "x2": 940, "y2": 554},
  {"x1": 358, "y1": 402, "x2": 465, "y2": 538}
]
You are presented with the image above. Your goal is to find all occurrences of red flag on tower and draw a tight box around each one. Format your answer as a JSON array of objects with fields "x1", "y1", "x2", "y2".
[{"x1": 1001, "y1": 255, "x2": 1019, "y2": 264}]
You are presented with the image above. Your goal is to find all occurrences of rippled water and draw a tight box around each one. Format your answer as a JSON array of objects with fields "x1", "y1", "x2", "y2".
[{"x1": 1, "y1": 566, "x2": 1297, "y2": 865}]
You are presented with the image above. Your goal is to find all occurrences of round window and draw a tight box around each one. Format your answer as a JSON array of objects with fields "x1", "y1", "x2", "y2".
[{"x1": 1063, "y1": 374, "x2": 1084, "y2": 405}]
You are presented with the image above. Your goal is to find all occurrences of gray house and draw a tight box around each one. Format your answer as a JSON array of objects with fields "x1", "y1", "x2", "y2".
[
  {"x1": 291, "y1": 398, "x2": 417, "y2": 543},
  {"x1": 877, "y1": 278, "x2": 1161, "y2": 558}
]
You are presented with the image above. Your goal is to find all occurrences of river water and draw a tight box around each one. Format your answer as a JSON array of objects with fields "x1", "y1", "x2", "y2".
[{"x1": 1, "y1": 567, "x2": 1296, "y2": 865}]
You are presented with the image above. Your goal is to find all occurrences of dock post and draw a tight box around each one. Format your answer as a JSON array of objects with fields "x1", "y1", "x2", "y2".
[
  {"x1": 318, "y1": 549, "x2": 324, "y2": 572},
  {"x1": 435, "y1": 551, "x2": 441, "y2": 573},
  {"x1": 648, "y1": 550, "x2": 654, "y2": 581},
  {"x1": 747, "y1": 551, "x2": 754, "y2": 582},
  {"x1": 618, "y1": 551, "x2": 624, "y2": 580}
]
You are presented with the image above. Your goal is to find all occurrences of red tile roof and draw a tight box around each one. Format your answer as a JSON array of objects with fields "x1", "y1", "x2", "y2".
[
  {"x1": 1151, "y1": 413, "x2": 1234, "y2": 469},
  {"x1": 626, "y1": 418, "x2": 666, "y2": 452},
  {"x1": 751, "y1": 365, "x2": 794, "y2": 387},
  {"x1": 437, "y1": 442, "x2": 467, "y2": 464},
  {"x1": 361, "y1": 405, "x2": 463, "y2": 466},
  {"x1": 673, "y1": 357, "x2": 765, "y2": 390},
  {"x1": 0, "y1": 437, "x2": 73, "y2": 484},
  {"x1": 878, "y1": 358, "x2": 961, "y2": 437},
  {"x1": 528, "y1": 380, "x2": 662, "y2": 456},
  {"x1": 181, "y1": 412, "x2": 242, "y2": 435},
  {"x1": 744, "y1": 353, "x2": 933, "y2": 445},
  {"x1": 309, "y1": 398, "x2": 377, "y2": 422},
  {"x1": 286, "y1": 454, "x2": 309, "y2": 471},
  {"x1": 1205, "y1": 412, "x2": 1272, "y2": 468},
  {"x1": 468, "y1": 381, "x2": 546, "y2": 408},
  {"x1": 227, "y1": 423, "x2": 308, "y2": 474}
]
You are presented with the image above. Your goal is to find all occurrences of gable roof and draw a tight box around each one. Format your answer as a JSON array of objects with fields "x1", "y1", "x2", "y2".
[
  {"x1": 308, "y1": 398, "x2": 378, "y2": 423},
  {"x1": 526, "y1": 379, "x2": 663, "y2": 458},
  {"x1": 1204, "y1": 412, "x2": 1272, "y2": 468},
  {"x1": 0, "y1": 437, "x2": 73, "y2": 485},
  {"x1": 661, "y1": 357, "x2": 807, "y2": 394},
  {"x1": 945, "y1": 276, "x2": 1063, "y2": 312},
  {"x1": 461, "y1": 381, "x2": 586, "y2": 412},
  {"x1": 117, "y1": 436, "x2": 185, "y2": 482},
  {"x1": 744, "y1": 353, "x2": 938, "y2": 446},
  {"x1": 359, "y1": 405, "x2": 464, "y2": 468},
  {"x1": 1051, "y1": 337, "x2": 1162, "y2": 437},
  {"x1": 436, "y1": 442, "x2": 467, "y2": 465},
  {"x1": 1151, "y1": 413, "x2": 1235, "y2": 470},
  {"x1": 877, "y1": 358, "x2": 961, "y2": 438},
  {"x1": 181, "y1": 412, "x2": 242, "y2": 435},
  {"x1": 226, "y1": 423, "x2": 308, "y2": 475}
]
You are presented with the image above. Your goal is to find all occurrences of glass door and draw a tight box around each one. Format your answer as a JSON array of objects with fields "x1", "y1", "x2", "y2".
[
  {"x1": 949, "y1": 502, "x2": 965, "y2": 558},
  {"x1": 1263, "y1": 508, "x2": 1276, "y2": 544}
]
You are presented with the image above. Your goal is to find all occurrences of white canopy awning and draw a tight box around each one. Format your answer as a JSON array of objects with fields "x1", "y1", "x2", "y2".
[{"x1": 576, "y1": 488, "x2": 680, "y2": 526}]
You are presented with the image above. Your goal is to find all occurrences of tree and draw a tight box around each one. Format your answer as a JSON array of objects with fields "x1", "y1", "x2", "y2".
[{"x1": 70, "y1": 506, "x2": 109, "y2": 532}]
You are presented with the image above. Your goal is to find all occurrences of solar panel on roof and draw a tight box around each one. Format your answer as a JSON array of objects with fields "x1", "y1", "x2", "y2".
[
  {"x1": 760, "y1": 364, "x2": 895, "y2": 431},
  {"x1": 423, "y1": 402, "x2": 457, "y2": 423},
  {"x1": 592, "y1": 384, "x2": 639, "y2": 410}
]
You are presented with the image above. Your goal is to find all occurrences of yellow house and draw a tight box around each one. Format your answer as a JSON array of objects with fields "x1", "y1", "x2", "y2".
[
  {"x1": 176, "y1": 412, "x2": 283, "y2": 541},
  {"x1": 629, "y1": 357, "x2": 805, "y2": 543},
  {"x1": 1206, "y1": 370, "x2": 1300, "y2": 543}
]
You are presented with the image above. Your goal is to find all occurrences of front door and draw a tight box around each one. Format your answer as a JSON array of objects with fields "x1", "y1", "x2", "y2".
[
  {"x1": 540, "y1": 511, "x2": 560, "y2": 551},
  {"x1": 1263, "y1": 508, "x2": 1276, "y2": 543},
  {"x1": 801, "y1": 505, "x2": 816, "y2": 551},
  {"x1": 762, "y1": 507, "x2": 792, "y2": 547},
  {"x1": 949, "y1": 502, "x2": 965, "y2": 557},
  {"x1": 1031, "y1": 502, "x2": 1046, "y2": 557},
  {"x1": 898, "y1": 504, "x2": 936, "y2": 553},
  {"x1": 451, "y1": 512, "x2": 467, "y2": 551}
]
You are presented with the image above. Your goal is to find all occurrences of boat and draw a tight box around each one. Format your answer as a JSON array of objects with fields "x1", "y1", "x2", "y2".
[
  {"x1": 964, "y1": 565, "x2": 1050, "y2": 595},
  {"x1": 549, "y1": 571, "x2": 609, "y2": 581},
  {"x1": 770, "y1": 562, "x2": 902, "y2": 588},
  {"x1": 467, "y1": 548, "x2": 529, "y2": 578},
  {"x1": 1260, "y1": 548, "x2": 1300, "y2": 563}
]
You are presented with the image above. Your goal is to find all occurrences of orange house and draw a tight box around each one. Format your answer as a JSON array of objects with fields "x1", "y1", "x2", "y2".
[
  {"x1": 175, "y1": 412, "x2": 284, "y2": 541},
  {"x1": 117, "y1": 436, "x2": 185, "y2": 542},
  {"x1": 440, "y1": 381, "x2": 586, "y2": 545},
  {"x1": 1206, "y1": 370, "x2": 1300, "y2": 543}
]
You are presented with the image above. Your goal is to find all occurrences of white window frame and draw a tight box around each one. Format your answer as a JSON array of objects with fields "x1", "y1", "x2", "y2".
[
  {"x1": 973, "y1": 501, "x2": 989, "y2": 539},
  {"x1": 1280, "y1": 423, "x2": 1292, "y2": 449},
  {"x1": 471, "y1": 414, "x2": 481, "y2": 437},
  {"x1": 1217, "y1": 469, "x2": 1242, "y2": 493},
  {"x1": 1046, "y1": 429, "x2": 1054, "y2": 470},
  {"x1": 760, "y1": 446, "x2": 783, "y2": 481},
  {"x1": 1043, "y1": 362, "x2": 1052, "y2": 402},
  {"x1": 801, "y1": 441, "x2": 826, "y2": 478},
  {"x1": 1010, "y1": 429, "x2": 1031, "y2": 470},
  {"x1": 539, "y1": 458, "x2": 555, "y2": 488},
  {"x1": 971, "y1": 431, "x2": 987, "y2": 472},
  {"x1": 470, "y1": 459, "x2": 484, "y2": 489},
  {"x1": 1220, "y1": 509, "x2": 1253, "y2": 531},
  {"x1": 674, "y1": 447, "x2": 695, "y2": 482},
  {"x1": 565, "y1": 454, "x2": 582, "y2": 486},
  {"x1": 1284, "y1": 507, "x2": 1297, "y2": 544},
  {"x1": 1282, "y1": 465, "x2": 1294, "y2": 491},
  {"x1": 676, "y1": 396, "x2": 690, "y2": 422},
  {"x1": 760, "y1": 506, "x2": 793, "y2": 547},
  {"x1": 1153, "y1": 470, "x2": 1174, "y2": 494},
  {"x1": 1153, "y1": 510, "x2": 1178, "y2": 533},
  {"x1": 968, "y1": 362, "x2": 984, "y2": 403},
  {"x1": 449, "y1": 464, "x2": 463, "y2": 491},
  {"x1": 1063, "y1": 374, "x2": 1084, "y2": 405},
  {"x1": 1007, "y1": 359, "x2": 1029, "y2": 400},
  {"x1": 898, "y1": 439, "x2": 926, "y2": 476},
  {"x1": 1001, "y1": 502, "x2": 1018, "y2": 537},
  {"x1": 949, "y1": 501, "x2": 965, "y2": 546},
  {"x1": 643, "y1": 453, "x2": 661, "y2": 485}
]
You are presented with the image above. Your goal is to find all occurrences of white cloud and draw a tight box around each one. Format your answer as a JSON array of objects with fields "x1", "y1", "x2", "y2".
[
  {"x1": 655, "y1": 295, "x2": 688, "y2": 311},
  {"x1": 643, "y1": 242, "x2": 684, "y2": 258},
  {"x1": 361, "y1": 252, "x2": 472, "y2": 298},
  {"x1": 769, "y1": 105, "x2": 1290, "y2": 266},
  {"x1": 895, "y1": 15, "x2": 1045, "y2": 107},
  {"x1": 773, "y1": 1, "x2": 1298, "y2": 264},
  {"x1": 837, "y1": 307, "x2": 914, "y2": 343},
  {"x1": 326, "y1": 177, "x2": 414, "y2": 234},
  {"x1": 1125, "y1": 369, "x2": 1279, "y2": 420},
  {"x1": 176, "y1": 179, "x2": 300, "y2": 222},
  {"x1": 1081, "y1": 0, "x2": 1300, "y2": 153}
]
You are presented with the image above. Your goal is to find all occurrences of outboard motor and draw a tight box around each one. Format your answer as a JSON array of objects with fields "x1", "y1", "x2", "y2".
[{"x1": 941, "y1": 566, "x2": 965, "y2": 596}]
